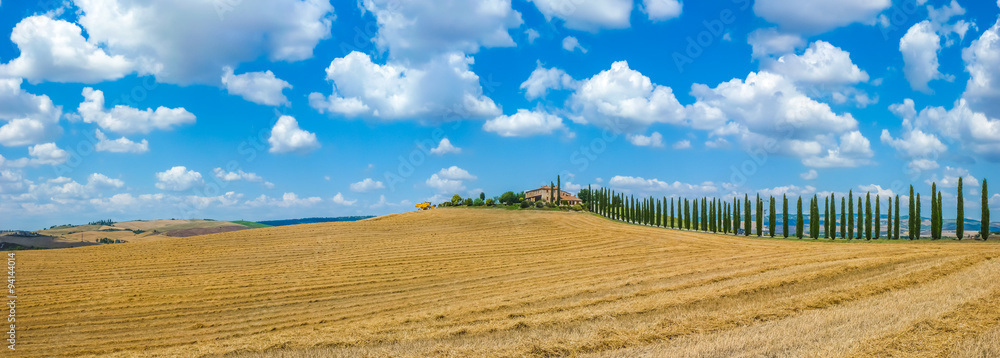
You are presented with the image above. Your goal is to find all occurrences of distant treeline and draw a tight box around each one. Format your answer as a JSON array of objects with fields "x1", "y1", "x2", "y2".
[
  {"x1": 257, "y1": 216, "x2": 374, "y2": 227},
  {"x1": 88, "y1": 219, "x2": 115, "y2": 226}
]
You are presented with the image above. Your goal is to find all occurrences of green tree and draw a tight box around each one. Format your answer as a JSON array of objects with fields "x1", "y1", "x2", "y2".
[
  {"x1": 895, "y1": 195, "x2": 900, "y2": 239},
  {"x1": 556, "y1": 176, "x2": 562, "y2": 206},
  {"x1": 796, "y1": 196, "x2": 804, "y2": 239},
  {"x1": 782, "y1": 194, "x2": 789, "y2": 238},
  {"x1": 909, "y1": 185, "x2": 916, "y2": 240},
  {"x1": 811, "y1": 195, "x2": 819, "y2": 239},
  {"x1": 865, "y1": 192, "x2": 872, "y2": 240},
  {"x1": 685, "y1": 199, "x2": 691, "y2": 229},
  {"x1": 857, "y1": 197, "x2": 863, "y2": 239},
  {"x1": 823, "y1": 197, "x2": 829, "y2": 239},
  {"x1": 982, "y1": 179, "x2": 990, "y2": 240},
  {"x1": 769, "y1": 196, "x2": 776, "y2": 237},
  {"x1": 756, "y1": 194, "x2": 763, "y2": 237},
  {"x1": 452, "y1": 194, "x2": 463, "y2": 205},
  {"x1": 886, "y1": 196, "x2": 892, "y2": 239},
  {"x1": 656, "y1": 198, "x2": 662, "y2": 227},
  {"x1": 934, "y1": 191, "x2": 944, "y2": 240},
  {"x1": 875, "y1": 195, "x2": 881, "y2": 239},
  {"x1": 578, "y1": 187, "x2": 592, "y2": 207},
  {"x1": 671, "y1": 198, "x2": 675, "y2": 228},
  {"x1": 931, "y1": 182, "x2": 938, "y2": 239},
  {"x1": 702, "y1": 197, "x2": 708, "y2": 231},
  {"x1": 499, "y1": 192, "x2": 516, "y2": 206},
  {"x1": 733, "y1": 198, "x2": 739, "y2": 235},
  {"x1": 744, "y1": 195, "x2": 751, "y2": 236},
  {"x1": 848, "y1": 190, "x2": 854, "y2": 240},
  {"x1": 692, "y1": 199, "x2": 699, "y2": 230},
  {"x1": 916, "y1": 193, "x2": 922, "y2": 239},
  {"x1": 841, "y1": 197, "x2": 846, "y2": 239},
  {"x1": 957, "y1": 177, "x2": 964, "y2": 240},
  {"x1": 830, "y1": 193, "x2": 837, "y2": 239}
]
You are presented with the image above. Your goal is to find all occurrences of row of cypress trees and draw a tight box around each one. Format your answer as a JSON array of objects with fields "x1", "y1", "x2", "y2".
[{"x1": 588, "y1": 179, "x2": 991, "y2": 240}]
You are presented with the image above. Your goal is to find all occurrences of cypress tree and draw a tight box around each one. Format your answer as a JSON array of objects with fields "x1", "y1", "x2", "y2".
[
  {"x1": 840, "y1": 197, "x2": 846, "y2": 239},
  {"x1": 769, "y1": 196, "x2": 776, "y2": 237},
  {"x1": 830, "y1": 193, "x2": 836, "y2": 239},
  {"x1": 656, "y1": 198, "x2": 662, "y2": 227},
  {"x1": 685, "y1": 199, "x2": 690, "y2": 229},
  {"x1": 895, "y1": 195, "x2": 900, "y2": 239},
  {"x1": 744, "y1": 195, "x2": 751, "y2": 236},
  {"x1": 812, "y1": 195, "x2": 820, "y2": 239},
  {"x1": 937, "y1": 191, "x2": 944, "y2": 240},
  {"x1": 733, "y1": 197, "x2": 740, "y2": 235},
  {"x1": 824, "y1": 197, "x2": 830, "y2": 239},
  {"x1": 931, "y1": 182, "x2": 938, "y2": 239},
  {"x1": 756, "y1": 194, "x2": 763, "y2": 237},
  {"x1": 670, "y1": 198, "x2": 675, "y2": 228},
  {"x1": 693, "y1": 199, "x2": 699, "y2": 230},
  {"x1": 865, "y1": 192, "x2": 872, "y2": 240},
  {"x1": 857, "y1": 197, "x2": 863, "y2": 239},
  {"x1": 702, "y1": 197, "x2": 708, "y2": 231},
  {"x1": 875, "y1": 195, "x2": 881, "y2": 239},
  {"x1": 982, "y1": 179, "x2": 989, "y2": 240},
  {"x1": 708, "y1": 200, "x2": 714, "y2": 232},
  {"x1": 909, "y1": 186, "x2": 915, "y2": 240},
  {"x1": 782, "y1": 194, "x2": 789, "y2": 238},
  {"x1": 957, "y1": 177, "x2": 964, "y2": 240},
  {"x1": 916, "y1": 193, "x2": 922, "y2": 239},
  {"x1": 887, "y1": 197, "x2": 892, "y2": 239},
  {"x1": 717, "y1": 199, "x2": 723, "y2": 233},
  {"x1": 796, "y1": 196, "x2": 804, "y2": 239},
  {"x1": 557, "y1": 175, "x2": 562, "y2": 206},
  {"x1": 848, "y1": 190, "x2": 854, "y2": 240}
]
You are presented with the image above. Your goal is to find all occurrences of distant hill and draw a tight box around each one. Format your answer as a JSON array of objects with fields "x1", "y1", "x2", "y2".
[{"x1": 256, "y1": 216, "x2": 375, "y2": 227}]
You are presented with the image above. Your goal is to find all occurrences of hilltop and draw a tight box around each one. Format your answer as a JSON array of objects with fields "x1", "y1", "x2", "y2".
[{"x1": 10, "y1": 208, "x2": 1000, "y2": 357}]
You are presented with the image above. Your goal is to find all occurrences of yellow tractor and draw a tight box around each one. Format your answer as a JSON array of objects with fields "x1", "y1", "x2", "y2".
[{"x1": 415, "y1": 202, "x2": 434, "y2": 210}]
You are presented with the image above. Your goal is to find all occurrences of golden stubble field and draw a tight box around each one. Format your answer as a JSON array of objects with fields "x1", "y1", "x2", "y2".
[{"x1": 9, "y1": 209, "x2": 1000, "y2": 357}]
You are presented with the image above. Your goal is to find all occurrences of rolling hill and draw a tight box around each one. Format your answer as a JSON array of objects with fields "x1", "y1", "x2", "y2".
[{"x1": 9, "y1": 209, "x2": 1000, "y2": 357}]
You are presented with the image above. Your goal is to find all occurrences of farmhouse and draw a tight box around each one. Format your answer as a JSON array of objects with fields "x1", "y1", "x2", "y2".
[{"x1": 524, "y1": 185, "x2": 582, "y2": 205}]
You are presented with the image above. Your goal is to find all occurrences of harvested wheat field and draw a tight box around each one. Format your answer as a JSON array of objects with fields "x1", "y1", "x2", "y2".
[{"x1": 11, "y1": 208, "x2": 1000, "y2": 357}]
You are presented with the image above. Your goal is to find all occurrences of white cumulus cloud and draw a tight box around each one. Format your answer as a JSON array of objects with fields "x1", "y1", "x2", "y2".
[
  {"x1": 562, "y1": 36, "x2": 587, "y2": 53},
  {"x1": 641, "y1": 0, "x2": 682, "y2": 21},
  {"x1": 155, "y1": 166, "x2": 203, "y2": 191},
  {"x1": 627, "y1": 132, "x2": 664, "y2": 147},
  {"x1": 753, "y1": 0, "x2": 890, "y2": 34},
  {"x1": 309, "y1": 51, "x2": 500, "y2": 120},
  {"x1": 71, "y1": 0, "x2": 335, "y2": 84},
  {"x1": 0, "y1": 15, "x2": 133, "y2": 83},
  {"x1": 430, "y1": 138, "x2": 462, "y2": 155},
  {"x1": 77, "y1": 87, "x2": 195, "y2": 135},
  {"x1": 484, "y1": 109, "x2": 567, "y2": 137},
  {"x1": 95, "y1": 130, "x2": 148, "y2": 154},
  {"x1": 268, "y1": 115, "x2": 320, "y2": 154},
  {"x1": 528, "y1": 0, "x2": 633, "y2": 32},
  {"x1": 350, "y1": 178, "x2": 385, "y2": 193},
  {"x1": 221, "y1": 66, "x2": 291, "y2": 106},
  {"x1": 0, "y1": 78, "x2": 62, "y2": 147}
]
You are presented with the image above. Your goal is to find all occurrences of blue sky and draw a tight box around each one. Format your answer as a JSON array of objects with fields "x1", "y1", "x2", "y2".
[{"x1": 1, "y1": 0, "x2": 999, "y2": 230}]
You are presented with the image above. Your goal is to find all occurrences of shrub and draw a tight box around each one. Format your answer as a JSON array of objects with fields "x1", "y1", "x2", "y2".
[
  {"x1": 474, "y1": 198, "x2": 484, "y2": 206},
  {"x1": 520, "y1": 201, "x2": 531, "y2": 208},
  {"x1": 545, "y1": 201, "x2": 555, "y2": 208},
  {"x1": 485, "y1": 198, "x2": 494, "y2": 206},
  {"x1": 464, "y1": 198, "x2": 473, "y2": 206},
  {"x1": 535, "y1": 201, "x2": 545, "y2": 208},
  {"x1": 571, "y1": 204, "x2": 583, "y2": 211}
]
